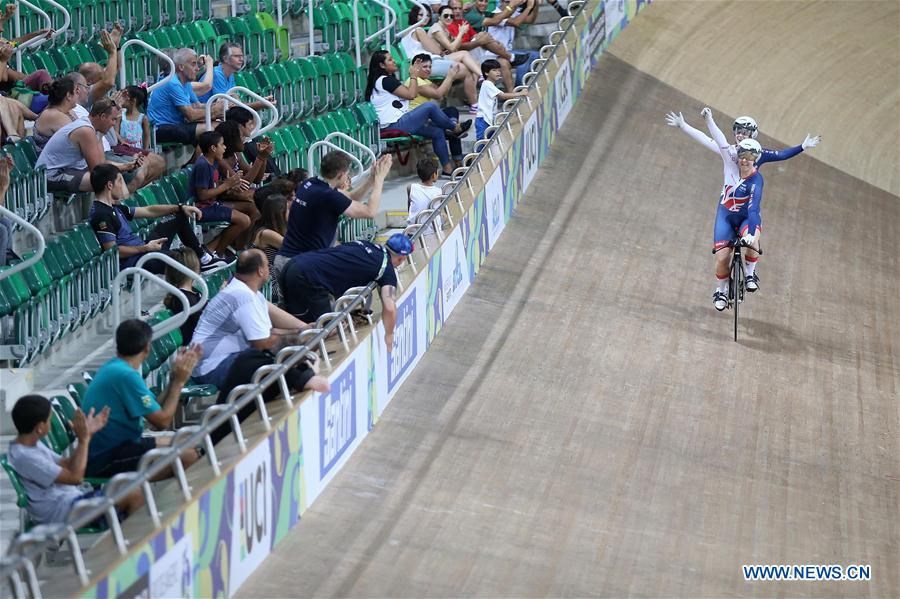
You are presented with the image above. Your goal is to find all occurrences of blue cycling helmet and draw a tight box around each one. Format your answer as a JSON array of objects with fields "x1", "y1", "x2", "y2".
[{"x1": 386, "y1": 233, "x2": 414, "y2": 256}]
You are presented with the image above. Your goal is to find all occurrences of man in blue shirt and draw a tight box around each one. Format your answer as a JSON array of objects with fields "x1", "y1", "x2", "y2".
[
  {"x1": 281, "y1": 234, "x2": 413, "y2": 350},
  {"x1": 82, "y1": 320, "x2": 204, "y2": 479},
  {"x1": 147, "y1": 48, "x2": 223, "y2": 145},
  {"x1": 198, "y1": 43, "x2": 278, "y2": 109}
]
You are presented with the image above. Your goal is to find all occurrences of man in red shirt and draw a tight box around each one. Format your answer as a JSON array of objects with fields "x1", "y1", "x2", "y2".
[{"x1": 446, "y1": 0, "x2": 515, "y2": 90}]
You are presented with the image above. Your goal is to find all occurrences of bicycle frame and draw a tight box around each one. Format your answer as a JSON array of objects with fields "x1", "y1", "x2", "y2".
[{"x1": 713, "y1": 239, "x2": 762, "y2": 341}]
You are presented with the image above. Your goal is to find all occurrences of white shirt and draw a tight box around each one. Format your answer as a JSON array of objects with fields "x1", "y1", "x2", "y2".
[
  {"x1": 477, "y1": 80, "x2": 502, "y2": 126},
  {"x1": 484, "y1": 9, "x2": 519, "y2": 58},
  {"x1": 370, "y1": 75, "x2": 408, "y2": 127},
  {"x1": 408, "y1": 182, "x2": 443, "y2": 228},
  {"x1": 192, "y1": 278, "x2": 272, "y2": 376}
]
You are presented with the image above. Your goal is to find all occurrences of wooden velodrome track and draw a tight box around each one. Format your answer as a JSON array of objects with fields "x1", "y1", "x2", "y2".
[{"x1": 240, "y1": 3, "x2": 899, "y2": 597}]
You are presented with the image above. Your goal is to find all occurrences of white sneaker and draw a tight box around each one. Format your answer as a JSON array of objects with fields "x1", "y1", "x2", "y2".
[{"x1": 713, "y1": 290, "x2": 728, "y2": 311}]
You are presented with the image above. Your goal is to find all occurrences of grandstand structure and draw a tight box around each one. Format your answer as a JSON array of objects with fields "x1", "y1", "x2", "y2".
[{"x1": 0, "y1": 0, "x2": 601, "y2": 595}]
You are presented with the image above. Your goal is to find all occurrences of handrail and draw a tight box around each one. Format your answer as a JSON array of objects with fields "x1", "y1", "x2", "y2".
[
  {"x1": 307, "y1": 131, "x2": 377, "y2": 184},
  {"x1": 0, "y1": 2, "x2": 586, "y2": 592},
  {"x1": 0, "y1": 206, "x2": 44, "y2": 283},
  {"x1": 119, "y1": 39, "x2": 175, "y2": 92},
  {"x1": 308, "y1": 0, "x2": 315, "y2": 55},
  {"x1": 205, "y1": 87, "x2": 279, "y2": 136},
  {"x1": 352, "y1": 0, "x2": 397, "y2": 67},
  {"x1": 112, "y1": 266, "x2": 189, "y2": 340},
  {"x1": 133, "y1": 251, "x2": 209, "y2": 336},
  {"x1": 395, "y1": 0, "x2": 431, "y2": 41},
  {"x1": 13, "y1": 0, "x2": 70, "y2": 70}
]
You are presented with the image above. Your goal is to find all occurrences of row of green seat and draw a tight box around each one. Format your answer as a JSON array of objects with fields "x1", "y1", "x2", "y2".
[
  {"x1": 0, "y1": 139, "x2": 47, "y2": 226},
  {"x1": 0, "y1": 225, "x2": 118, "y2": 365}
]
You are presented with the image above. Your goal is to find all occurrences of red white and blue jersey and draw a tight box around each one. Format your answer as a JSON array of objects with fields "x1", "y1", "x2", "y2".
[{"x1": 713, "y1": 169, "x2": 764, "y2": 248}]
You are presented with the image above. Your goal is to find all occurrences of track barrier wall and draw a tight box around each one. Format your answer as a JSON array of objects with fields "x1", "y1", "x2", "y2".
[{"x1": 77, "y1": 1, "x2": 647, "y2": 596}]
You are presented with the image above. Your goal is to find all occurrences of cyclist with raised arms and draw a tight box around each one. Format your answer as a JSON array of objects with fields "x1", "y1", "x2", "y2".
[{"x1": 666, "y1": 108, "x2": 821, "y2": 302}]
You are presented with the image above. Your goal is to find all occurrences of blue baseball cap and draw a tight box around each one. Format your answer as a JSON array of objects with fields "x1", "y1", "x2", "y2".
[{"x1": 386, "y1": 233, "x2": 414, "y2": 256}]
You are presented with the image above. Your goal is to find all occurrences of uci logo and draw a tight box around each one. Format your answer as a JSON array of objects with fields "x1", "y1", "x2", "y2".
[{"x1": 238, "y1": 463, "x2": 268, "y2": 557}]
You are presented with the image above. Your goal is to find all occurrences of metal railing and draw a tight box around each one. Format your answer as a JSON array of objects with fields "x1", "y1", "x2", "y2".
[
  {"x1": 13, "y1": 0, "x2": 70, "y2": 71},
  {"x1": 111, "y1": 251, "x2": 209, "y2": 340},
  {"x1": 307, "y1": 131, "x2": 377, "y2": 185},
  {"x1": 204, "y1": 86, "x2": 280, "y2": 136},
  {"x1": 0, "y1": 205, "x2": 44, "y2": 283},
  {"x1": 118, "y1": 39, "x2": 175, "y2": 93},
  {"x1": 352, "y1": 0, "x2": 397, "y2": 67},
  {"x1": 0, "y1": 3, "x2": 589, "y2": 595}
]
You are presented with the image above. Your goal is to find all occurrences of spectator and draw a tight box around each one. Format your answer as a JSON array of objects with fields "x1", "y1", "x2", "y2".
[
  {"x1": 476, "y1": 58, "x2": 528, "y2": 139},
  {"x1": 76, "y1": 25, "x2": 124, "y2": 108},
  {"x1": 274, "y1": 151, "x2": 392, "y2": 278},
  {"x1": 113, "y1": 85, "x2": 151, "y2": 151},
  {"x1": 0, "y1": 155, "x2": 12, "y2": 266},
  {"x1": 147, "y1": 48, "x2": 222, "y2": 146},
  {"x1": 188, "y1": 130, "x2": 251, "y2": 258},
  {"x1": 215, "y1": 120, "x2": 271, "y2": 236},
  {"x1": 209, "y1": 349, "x2": 329, "y2": 445},
  {"x1": 191, "y1": 249, "x2": 310, "y2": 387},
  {"x1": 35, "y1": 98, "x2": 156, "y2": 194},
  {"x1": 364, "y1": 51, "x2": 470, "y2": 177},
  {"x1": 82, "y1": 319, "x2": 203, "y2": 479},
  {"x1": 484, "y1": 0, "x2": 541, "y2": 87},
  {"x1": 198, "y1": 43, "x2": 276, "y2": 110},
  {"x1": 407, "y1": 157, "x2": 443, "y2": 228},
  {"x1": 88, "y1": 163, "x2": 227, "y2": 273},
  {"x1": 0, "y1": 42, "x2": 39, "y2": 142},
  {"x1": 249, "y1": 193, "x2": 290, "y2": 304},
  {"x1": 7, "y1": 394, "x2": 144, "y2": 525},
  {"x1": 283, "y1": 167, "x2": 309, "y2": 187},
  {"x1": 32, "y1": 78, "x2": 78, "y2": 152},
  {"x1": 225, "y1": 106, "x2": 280, "y2": 178},
  {"x1": 406, "y1": 54, "x2": 468, "y2": 167},
  {"x1": 280, "y1": 234, "x2": 413, "y2": 350},
  {"x1": 400, "y1": 5, "x2": 480, "y2": 109},
  {"x1": 163, "y1": 247, "x2": 206, "y2": 344},
  {"x1": 253, "y1": 177, "x2": 297, "y2": 212}
]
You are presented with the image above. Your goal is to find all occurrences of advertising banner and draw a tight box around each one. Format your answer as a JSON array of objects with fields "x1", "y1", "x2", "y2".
[
  {"x1": 229, "y1": 440, "x2": 273, "y2": 592},
  {"x1": 438, "y1": 226, "x2": 471, "y2": 319},
  {"x1": 485, "y1": 167, "x2": 506, "y2": 250},
  {"x1": 555, "y1": 57, "x2": 575, "y2": 126}
]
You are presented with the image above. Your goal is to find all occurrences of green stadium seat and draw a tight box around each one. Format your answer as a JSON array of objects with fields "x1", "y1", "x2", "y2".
[{"x1": 308, "y1": 55, "x2": 332, "y2": 114}]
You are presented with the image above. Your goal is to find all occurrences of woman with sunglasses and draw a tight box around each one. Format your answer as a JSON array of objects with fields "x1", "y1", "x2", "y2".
[{"x1": 365, "y1": 51, "x2": 472, "y2": 178}]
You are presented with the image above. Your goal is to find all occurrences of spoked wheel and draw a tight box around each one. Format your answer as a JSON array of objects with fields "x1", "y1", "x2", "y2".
[{"x1": 731, "y1": 257, "x2": 744, "y2": 342}]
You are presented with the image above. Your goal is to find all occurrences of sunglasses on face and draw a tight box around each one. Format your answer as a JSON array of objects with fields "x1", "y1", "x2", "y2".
[{"x1": 441, "y1": 13, "x2": 452, "y2": 19}]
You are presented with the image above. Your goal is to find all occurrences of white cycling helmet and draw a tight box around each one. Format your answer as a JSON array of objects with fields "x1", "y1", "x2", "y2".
[
  {"x1": 736, "y1": 138, "x2": 762, "y2": 159},
  {"x1": 732, "y1": 116, "x2": 759, "y2": 139}
]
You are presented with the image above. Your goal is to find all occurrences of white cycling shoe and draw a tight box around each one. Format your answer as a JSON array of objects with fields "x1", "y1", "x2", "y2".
[{"x1": 713, "y1": 290, "x2": 728, "y2": 311}]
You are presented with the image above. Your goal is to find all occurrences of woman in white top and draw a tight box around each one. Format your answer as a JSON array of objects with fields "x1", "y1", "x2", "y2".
[
  {"x1": 401, "y1": 6, "x2": 480, "y2": 109},
  {"x1": 365, "y1": 50, "x2": 472, "y2": 177}
]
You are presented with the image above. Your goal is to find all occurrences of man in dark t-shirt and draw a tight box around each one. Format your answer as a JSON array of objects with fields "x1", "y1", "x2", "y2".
[
  {"x1": 88, "y1": 164, "x2": 226, "y2": 274},
  {"x1": 280, "y1": 234, "x2": 413, "y2": 350}
]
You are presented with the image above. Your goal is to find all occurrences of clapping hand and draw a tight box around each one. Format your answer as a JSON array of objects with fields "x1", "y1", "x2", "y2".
[
  {"x1": 171, "y1": 345, "x2": 202, "y2": 383},
  {"x1": 802, "y1": 134, "x2": 821, "y2": 150},
  {"x1": 257, "y1": 137, "x2": 274, "y2": 157}
]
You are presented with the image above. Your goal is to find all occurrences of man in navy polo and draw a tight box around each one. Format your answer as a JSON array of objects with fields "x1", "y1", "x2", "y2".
[
  {"x1": 280, "y1": 234, "x2": 413, "y2": 350},
  {"x1": 273, "y1": 151, "x2": 392, "y2": 284}
]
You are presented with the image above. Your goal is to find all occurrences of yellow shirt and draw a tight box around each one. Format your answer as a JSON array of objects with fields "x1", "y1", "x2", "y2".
[{"x1": 404, "y1": 77, "x2": 434, "y2": 109}]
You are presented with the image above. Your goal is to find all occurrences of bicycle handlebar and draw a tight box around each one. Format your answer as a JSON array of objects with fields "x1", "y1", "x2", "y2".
[{"x1": 712, "y1": 240, "x2": 763, "y2": 255}]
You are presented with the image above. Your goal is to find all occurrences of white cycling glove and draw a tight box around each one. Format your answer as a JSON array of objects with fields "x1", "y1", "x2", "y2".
[
  {"x1": 741, "y1": 232, "x2": 757, "y2": 247},
  {"x1": 664, "y1": 111, "x2": 685, "y2": 129},
  {"x1": 700, "y1": 107, "x2": 712, "y2": 119},
  {"x1": 802, "y1": 134, "x2": 821, "y2": 150}
]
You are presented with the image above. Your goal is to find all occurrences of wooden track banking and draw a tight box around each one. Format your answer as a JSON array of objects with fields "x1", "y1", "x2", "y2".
[
  {"x1": 608, "y1": 0, "x2": 900, "y2": 197},
  {"x1": 238, "y1": 54, "x2": 899, "y2": 597}
]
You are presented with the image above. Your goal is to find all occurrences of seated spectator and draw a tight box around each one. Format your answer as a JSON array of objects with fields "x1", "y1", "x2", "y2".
[
  {"x1": 198, "y1": 43, "x2": 276, "y2": 109},
  {"x1": 7, "y1": 394, "x2": 144, "y2": 525},
  {"x1": 0, "y1": 42, "x2": 39, "y2": 141},
  {"x1": 188, "y1": 130, "x2": 251, "y2": 257},
  {"x1": 88, "y1": 163, "x2": 227, "y2": 273},
  {"x1": 215, "y1": 119, "x2": 271, "y2": 231},
  {"x1": 113, "y1": 85, "x2": 151, "y2": 151},
  {"x1": 274, "y1": 151, "x2": 392, "y2": 278},
  {"x1": 280, "y1": 234, "x2": 413, "y2": 350},
  {"x1": 191, "y1": 249, "x2": 310, "y2": 387},
  {"x1": 407, "y1": 157, "x2": 443, "y2": 228},
  {"x1": 400, "y1": 5, "x2": 479, "y2": 109},
  {"x1": 249, "y1": 193, "x2": 289, "y2": 304},
  {"x1": 32, "y1": 78, "x2": 78, "y2": 152},
  {"x1": 147, "y1": 48, "x2": 222, "y2": 146},
  {"x1": 210, "y1": 349, "x2": 330, "y2": 445},
  {"x1": 163, "y1": 247, "x2": 207, "y2": 344},
  {"x1": 283, "y1": 167, "x2": 309, "y2": 187},
  {"x1": 476, "y1": 58, "x2": 528, "y2": 139},
  {"x1": 36, "y1": 98, "x2": 158, "y2": 194},
  {"x1": 225, "y1": 106, "x2": 280, "y2": 177},
  {"x1": 484, "y1": 0, "x2": 541, "y2": 87},
  {"x1": 365, "y1": 51, "x2": 470, "y2": 177},
  {"x1": 445, "y1": 0, "x2": 517, "y2": 90},
  {"x1": 406, "y1": 54, "x2": 469, "y2": 167},
  {"x1": 253, "y1": 177, "x2": 297, "y2": 212},
  {"x1": 0, "y1": 155, "x2": 12, "y2": 266},
  {"x1": 82, "y1": 319, "x2": 203, "y2": 479}
]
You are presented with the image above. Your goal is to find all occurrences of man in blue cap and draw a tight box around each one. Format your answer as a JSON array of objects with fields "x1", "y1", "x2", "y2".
[{"x1": 280, "y1": 233, "x2": 414, "y2": 350}]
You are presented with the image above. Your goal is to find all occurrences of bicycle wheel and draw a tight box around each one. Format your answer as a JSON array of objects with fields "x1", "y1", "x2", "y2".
[{"x1": 732, "y1": 253, "x2": 743, "y2": 342}]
